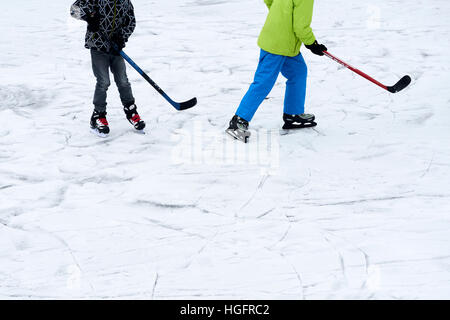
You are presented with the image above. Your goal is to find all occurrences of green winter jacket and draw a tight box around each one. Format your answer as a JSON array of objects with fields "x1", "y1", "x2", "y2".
[{"x1": 258, "y1": 0, "x2": 316, "y2": 57}]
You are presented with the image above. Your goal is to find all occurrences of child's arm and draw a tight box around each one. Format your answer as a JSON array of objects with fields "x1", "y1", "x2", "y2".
[
  {"x1": 264, "y1": 0, "x2": 273, "y2": 9},
  {"x1": 293, "y1": 0, "x2": 316, "y2": 46},
  {"x1": 70, "y1": 0, "x2": 93, "y2": 21},
  {"x1": 121, "y1": 2, "x2": 136, "y2": 42}
]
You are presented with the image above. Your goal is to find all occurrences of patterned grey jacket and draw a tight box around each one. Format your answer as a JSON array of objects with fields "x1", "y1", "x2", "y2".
[{"x1": 70, "y1": 0, "x2": 136, "y2": 53}]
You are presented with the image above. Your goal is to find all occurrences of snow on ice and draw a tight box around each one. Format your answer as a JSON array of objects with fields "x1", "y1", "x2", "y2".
[{"x1": 0, "y1": 0, "x2": 449, "y2": 299}]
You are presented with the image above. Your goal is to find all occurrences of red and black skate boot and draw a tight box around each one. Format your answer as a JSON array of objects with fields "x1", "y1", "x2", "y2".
[
  {"x1": 124, "y1": 104, "x2": 146, "y2": 131},
  {"x1": 90, "y1": 110, "x2": 110, "y2": 137}
]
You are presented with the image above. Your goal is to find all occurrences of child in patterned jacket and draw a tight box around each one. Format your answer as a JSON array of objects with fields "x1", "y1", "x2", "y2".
[{"x1": 71, "y1": 0, "x2": 145, "y2": 136}]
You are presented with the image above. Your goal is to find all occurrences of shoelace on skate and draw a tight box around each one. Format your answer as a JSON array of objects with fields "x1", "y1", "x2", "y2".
[
  {"x1": 131, "y1": 114, "x2": 141, "y2": 123},
  {"x1": 98, "y1": 118, "x2": 108, "y2": 126}
]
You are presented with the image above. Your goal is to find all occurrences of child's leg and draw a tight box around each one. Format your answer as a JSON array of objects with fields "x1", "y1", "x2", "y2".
[
  {"x1": 110, "y1": 55, "x2": 135, "y2": 107},
  {"x1": 235, "y1": 50, "x2": 286, "y2": 122},
  {"x1": 280, "y1": 53, "x2": 308, "y2": 115},
  {"x1": 91, "y1": 49, "x2": 111, "y2": 112}
]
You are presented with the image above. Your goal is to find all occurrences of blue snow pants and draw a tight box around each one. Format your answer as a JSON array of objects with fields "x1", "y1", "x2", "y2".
[{"x1": 236, "y1": 49, "x2": 308, "y2": 122}]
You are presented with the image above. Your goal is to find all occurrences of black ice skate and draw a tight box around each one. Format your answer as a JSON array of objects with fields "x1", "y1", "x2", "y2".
[
  {"x1": 90, "y1": 110, "x2": 110, "y2": 137},
  {"x1": 124, "y1": 104, "x2": 146, "y2": 131},
  {"x1": 226, "y1": 115, "x2": 251, "y2": 143},
  {"x1": 282, "y1": 113, "x2": 317, "y2": 130}
]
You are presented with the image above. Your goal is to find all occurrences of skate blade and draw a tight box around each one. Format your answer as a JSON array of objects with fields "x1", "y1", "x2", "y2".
[
  {"x1": 90, "y1": 128, "x2": 109, "y2": 138},
  {"x1": 282, "y1": 121, "x2": 317, "y2": 130},
  {"x1": 134, "y1": 129, "x2": 146, "y2": 135},
  {"x1": 226, "y1": 129, "x2": 250, "y2": 143}
]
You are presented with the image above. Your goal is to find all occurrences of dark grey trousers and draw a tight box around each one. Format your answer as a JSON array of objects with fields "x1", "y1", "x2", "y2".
[{"x1": 91, "y1": 49, "x2": 135, "y2": 112}]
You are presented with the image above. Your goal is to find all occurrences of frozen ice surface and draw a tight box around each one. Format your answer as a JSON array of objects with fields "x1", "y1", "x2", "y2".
[{"x1": 0, "y1": 0, "x2": 449, "y2": 299}]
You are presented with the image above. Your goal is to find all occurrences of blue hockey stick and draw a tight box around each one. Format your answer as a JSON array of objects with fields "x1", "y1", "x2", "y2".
[
  {"x1": 120, "y1": 50, "x2": 197, "y2": 110},
  {"x1": 101, "y1": 32, "x2": 197, "y2": 111}
]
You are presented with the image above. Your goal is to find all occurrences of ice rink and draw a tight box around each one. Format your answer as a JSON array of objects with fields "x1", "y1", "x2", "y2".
[{"x1": 0, "y1": 0, "x2": 449, "y2": 299}]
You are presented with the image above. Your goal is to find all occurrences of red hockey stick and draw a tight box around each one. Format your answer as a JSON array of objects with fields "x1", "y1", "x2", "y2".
[{"x1": 323, "y1": 51, "x2": 411, "y2": 93}]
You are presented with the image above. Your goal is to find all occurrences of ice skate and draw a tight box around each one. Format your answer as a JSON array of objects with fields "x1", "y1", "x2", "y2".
[
  {"x1": 90, "y1": 110, "x2": 110, "y2": 137},
  {"x1": 282, "y1": 113, "x2": 317, "y2": 130},
  {"x1": 124, "y1": 104, "x2": 146, "y2": 131},
  {"x1": 226, "y1": 115, "x2": 251, "y2": 143}
]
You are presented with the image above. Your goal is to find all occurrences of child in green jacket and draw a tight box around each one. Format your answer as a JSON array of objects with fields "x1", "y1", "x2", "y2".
[{"x1": 226, "y1": 0, "x2": 327, "y2": 143}]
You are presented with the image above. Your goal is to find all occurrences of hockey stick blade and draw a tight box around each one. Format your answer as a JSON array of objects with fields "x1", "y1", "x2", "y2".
[
  {"x1": 387, "y1": 75, "x2": 412, "y2": 93},
  {"x1": 175, "y1": 97, "x2": 197, "y2": 111}
]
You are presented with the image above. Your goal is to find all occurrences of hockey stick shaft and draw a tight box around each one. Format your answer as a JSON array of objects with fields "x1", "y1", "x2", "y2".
[
  {"x1": 98, "y1": 32, "x2": 196, "y2": 110},
  {"x1": 323, "y1": 51, "x2": 388, "y2": 90},
  {"x1": 119, "y1": 50, "x2": 174, "y2": 103},
  {"x1": 323, "y1": 51, "x2": 411, "y2": 93},
  {"x1": 120, "y1": 50, "x2": 197, "y2": 110}
]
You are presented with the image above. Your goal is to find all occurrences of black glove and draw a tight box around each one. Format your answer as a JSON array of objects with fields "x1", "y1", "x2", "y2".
[
  {"x1": 305, "y1": 40, "x2": 327, "y2": 56},
  {"x1": 110, "y1": 33, "x2": 126, "y2": 56},
  {"x1": 85, "y1": 12, "x2": 100, "y2": 33}
]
